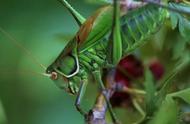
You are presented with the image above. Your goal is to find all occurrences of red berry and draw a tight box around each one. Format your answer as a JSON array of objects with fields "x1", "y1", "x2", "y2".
[
  {"x1": 149, "y1": 59, "x2": 164, "y2": 80},
  {"x1": 110, "y1": 92, "x2": 131, "y2": 107},
  {"x1": 110, "y1": 55, "x2": 144, "y2": 107},
  {"x1": 117, "y1": 55, "x2": 144, "y2": 78},
  {"x1": 110, "y1": 56, "x2": 164, "y2": 108}
]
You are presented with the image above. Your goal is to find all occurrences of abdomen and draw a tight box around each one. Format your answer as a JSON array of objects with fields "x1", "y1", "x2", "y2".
[{"x1": 120, "y1": 4, "x2": 167, "y2": 54}]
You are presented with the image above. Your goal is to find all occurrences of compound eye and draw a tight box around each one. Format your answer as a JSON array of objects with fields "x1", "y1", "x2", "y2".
[
  {"x1": 47, "y1": 70, "x2": 51, "y2": 74},
  {"x1": 51, "y1": 72, "x2": 58, "y2": 80}
]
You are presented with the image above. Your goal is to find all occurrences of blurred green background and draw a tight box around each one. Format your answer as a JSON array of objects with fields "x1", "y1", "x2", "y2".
[{"x1": 0, "y1": 0, "x2": 101, "y2": 124}]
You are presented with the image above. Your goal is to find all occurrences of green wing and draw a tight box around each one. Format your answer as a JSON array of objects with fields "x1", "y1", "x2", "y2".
[{"x1": 77, "y1": 5, "x2": 113, "y2": 53}]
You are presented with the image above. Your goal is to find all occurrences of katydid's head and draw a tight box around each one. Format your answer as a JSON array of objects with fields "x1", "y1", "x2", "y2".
[
  {"x1": 46, "y1": 52, "x2": 80, "y2": 95},
  {"x1": 0, "y1": 26, "x2": 79, "y2": 94}
]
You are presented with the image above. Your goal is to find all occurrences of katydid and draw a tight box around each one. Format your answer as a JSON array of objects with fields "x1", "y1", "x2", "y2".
[
  {"x1": 1, "y1": 0, "x2": 190, "y2": 123},
  {"x1": 47, "y1": 0, "x2": 190, "y2": 117}
]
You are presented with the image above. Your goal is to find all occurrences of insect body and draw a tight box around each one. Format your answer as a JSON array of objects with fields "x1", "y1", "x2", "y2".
[
  {"x1": 46, "y1": 0, "x2": 168, "y2": 93},
  {"x1": 45, "y1": 0, "x2": 187, "y2": 121},
  {"x1": 1, "y1": 0, "x2": 189, "y2": 123},
  {"x1": 120, "y1": 4, "x2": 167, "y2": 53},
  {"x1": 46, "y1": 5, "x2": 113, "y2": 93}
]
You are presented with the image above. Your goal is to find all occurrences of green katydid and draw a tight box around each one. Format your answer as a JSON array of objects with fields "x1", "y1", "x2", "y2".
[
  {"x1": 1, "y1": 0, "x2": 190, "y2": 123},
  {"x1": 45, "y1": 0, "x2": 190, "y2": 122}
]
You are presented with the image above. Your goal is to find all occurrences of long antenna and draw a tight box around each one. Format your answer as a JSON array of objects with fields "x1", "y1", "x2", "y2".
[
  {"x1": 0, "y1": 26, "x2": 47, "y2": 71},
  {"x1": 0, "y1": 69, "x2": 51, "y2": 78}
]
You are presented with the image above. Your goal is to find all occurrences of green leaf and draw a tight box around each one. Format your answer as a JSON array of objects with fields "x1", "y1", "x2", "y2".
[
  {"x1": 169, "y1": 3, "x2": 190, "y2": 16},
  {"x1": 170, "y1": 88, "x2": 190, "y2": 104},
  {"x1": 149, "y1": 88, "x2": 190, "y2": 124},
  {"x1": 178, "y1": 17, "x2": 190, "y2": 41},
  {"x1": 172, "y1": 37, "x2": 186, "y2": 60},
  {"x1": 172, "y1": 3, "x2": 190, "y2": 14},
  {"x1": 157, "y1": 58, "x2": 189, "y2": 103},
  {"x1": 169, "y1": 3, "x2": 190, "y2": 40},
  {"x1": 148, "y1": 96, "x2": 179, "y2": 124},
  {"x1": 144, "y1": 69, "x2": 157, "y2": 116},
  {"x1": 170, "y1": 12, "x2": 179, "y2": 29}
]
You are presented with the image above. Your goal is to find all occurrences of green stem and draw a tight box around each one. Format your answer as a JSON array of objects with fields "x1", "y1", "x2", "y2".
[{"x1": 123, "y1": 87, "x2": 146, "y2": 95}]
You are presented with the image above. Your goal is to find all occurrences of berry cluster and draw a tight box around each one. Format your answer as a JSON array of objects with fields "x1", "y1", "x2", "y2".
[{"x1": 110, "y1": 55, "x2": 164, "y2": 107}]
